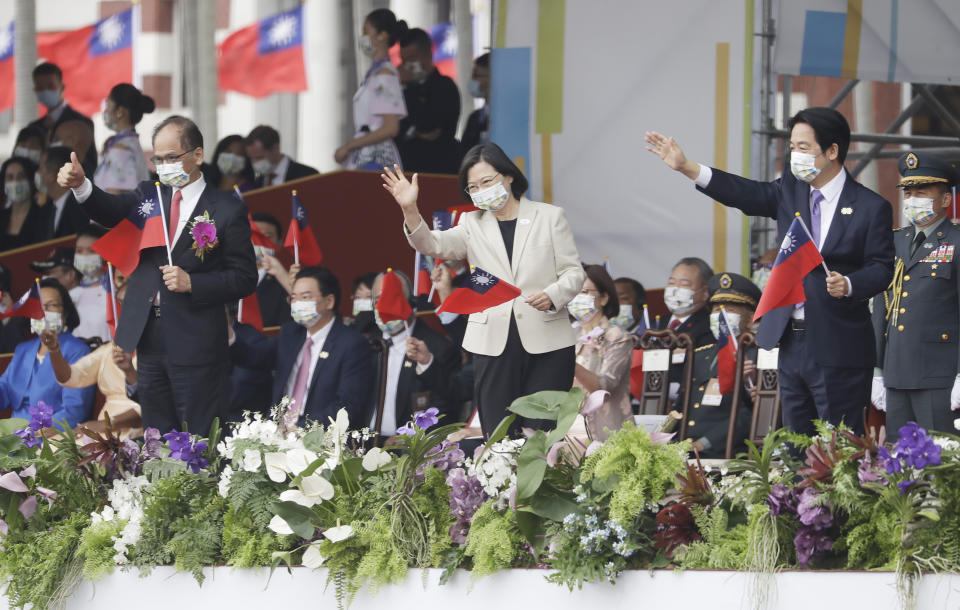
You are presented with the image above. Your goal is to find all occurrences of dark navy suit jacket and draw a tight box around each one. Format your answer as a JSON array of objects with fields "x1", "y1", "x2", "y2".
[
  {"x1": 698, "y1": 167, "x2": 894, "y2": 367},
  {"x1": 231, "y1": 319, "x2": 374, "y2": 426}
]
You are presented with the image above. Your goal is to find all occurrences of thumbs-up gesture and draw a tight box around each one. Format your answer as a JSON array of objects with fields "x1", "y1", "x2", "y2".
[{"x1": 57, "y1": 151, "x2": 86, "y2": 189}]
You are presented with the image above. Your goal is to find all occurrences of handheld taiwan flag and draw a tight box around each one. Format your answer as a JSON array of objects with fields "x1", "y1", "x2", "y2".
[
  {"x1": 435, "y1": 266, "x2": 521, "y2": 315},
  {"x1": 91, "y1": 192, "x2": 167, "y2": 277},
  {"x1": 35, "y1": 9, "x2": 133, "y2": 116},
  {"x1": 217, "y1": 5, "x2": 307, "y2": 98},
  {"x1": 753, "y1": 214, "x2": 825, "y2": 320},
  {"x1": 1, "y1": 281, "x2": 43, "y2": 320},
  {"x1": 376, "y1": 268, "x2": 413, "y2": 323},
  {"x1": 413, "y1": 252, "x2": 432, "y2": 297},
  {"x1": 250, "y1": 215, "x2": 277, "y2": 255},
  {"x1": 432, "y1": 210, "x2": 457, "y2": 232},
  {"x1": 628, "y1": 306, "x2": 649, "y2": 398},
  {"x1": 284, "y1": 190, "x2": 323, "y2": 266},
  {"x1": 101, "y1": 265, "x2": 121, "y2": 339},
  {"x1": 0, "y1": 22, "x2": 13, "y2": 113},
  {"x1": 238, "y1": 293, "x2": 264, "y2": 332},
  {"x1": 716, "y1": 307, "x2": 737, "y2": 395}
]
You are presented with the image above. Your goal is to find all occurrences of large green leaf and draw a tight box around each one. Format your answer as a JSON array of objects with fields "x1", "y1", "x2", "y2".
[
  {"x1": 475, "y1": 414, "x2": 516, "y2": 461},
  {"x1": 515, "y1": 509, "x2": 547, "y2": 558},
  {"x1": 527, "y1": 486, "x2": 579, "y2": 522},
  {"x1": 301, "y1": 428, "x2": 326, "y2": 453},
  {"x1": 509, "y1": 389, "x2": 583, "y2": 422},
  {"x1": 515, "y1": 431, "x2": 548, "y2": 500},
  {"x1": 271, "y1": 500, "x2": 320, "y2": 539},
  {"x1": 0, "y1": 418, "x2": 28, "y2": 436}
]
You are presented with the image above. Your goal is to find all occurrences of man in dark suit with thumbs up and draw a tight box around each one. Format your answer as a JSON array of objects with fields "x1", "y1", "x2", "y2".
[{"x1": 57, "y1": 115, "x2": 258, "y2": 434}]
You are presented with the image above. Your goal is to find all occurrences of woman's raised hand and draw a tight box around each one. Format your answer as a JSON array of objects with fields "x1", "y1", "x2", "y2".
[{"x1": 381, "y1": 165, "x2": 419, "y2": 211}]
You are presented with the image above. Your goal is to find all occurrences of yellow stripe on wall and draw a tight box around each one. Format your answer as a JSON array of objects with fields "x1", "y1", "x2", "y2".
[
  {"x1": 841, "y1": 0, "x2": 862, "y2": 79},
  {"x1": 541, "y1": 134, "x2": 553, "y2": 203},
  {"x1": 495, "y1": 0, "x2": 508, "y2": 48},
  {"x1": 713, "y1": 42, "x2": 730, "y2": 272}
]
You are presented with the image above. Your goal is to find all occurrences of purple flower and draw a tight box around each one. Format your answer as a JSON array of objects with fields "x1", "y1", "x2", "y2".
[
  {"x1": 163, "y1": 431, "x2": 191, "y2": 459},
  {"x1": 857, "y1": 454, "x2": 884, "y2": 485},
  {"x1": 396, "y1": 424, "x2": 415, "y2": 436},
  {"x1": 423, "y1": 440, "x2": 464, "y2": 474},
  {"x1": 14, "y1": 428, "x2": 40, "y2": 449},
  {"x1": 767, "y1": 483, "x2": 798, "y2": 516},
  {"x1": 413, "y1": 407, "x2": 440, "y2": 430},
  {"x1": 877, "y1": 446, "x2": 902, "y2": 474},
  {"x1": 28, "y1": 401, "x2": 53, "y2": 431},
  {"x1": 794, "y1": 525, "x2": 833, "y2": 567},
  {"x1": 897, "y1": 480, "x2": 916, "y2": 495},
  {"x1": 446, "y1": 467, "x2": 486, "y2": 544},
  {"x1": 162, "y1": 432, "x2": 208, "y2": 473},
  {"x1": 142, "y1": 428, "x2": 163, "y2": 459},
  {"x1": 192, "y1": 221, "x2": 217, "y2": 249},
  {"x1": 796, "y1": 487, "x2": 832, "y2": 530}
]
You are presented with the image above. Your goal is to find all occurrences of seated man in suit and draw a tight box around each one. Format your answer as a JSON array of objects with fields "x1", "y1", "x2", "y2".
[
  {"x1": 370, "y1": 270, "x2": 463, "y2": 439},
  {"x1": 230, "y1": 266, "x2": 374, "y2": 428},
  {"x1": 28, "y1": 62, "x2": 97, "y2": 176},
  {"x1": 245, "y1": 125, "x2": 318, "y2": 189},
  {"x1": 35, "y1": 146, "x2": 90, "y2": 237},
  {"x1": 681, "y1": 273, "x2": 760, "y2": 459},
  {"x1": 658, "y1": 256, "x2": 714, "y2": 348}
]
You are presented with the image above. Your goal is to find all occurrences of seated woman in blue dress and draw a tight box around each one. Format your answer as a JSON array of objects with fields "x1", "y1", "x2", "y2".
[{"x1": 0, "y1": 278, "x2": 93, "y2": 429}]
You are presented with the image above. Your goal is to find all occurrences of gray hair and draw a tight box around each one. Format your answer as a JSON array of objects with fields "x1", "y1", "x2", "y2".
[{"x1": 673, "y1": 257, "x2": 714, "y2": 288}]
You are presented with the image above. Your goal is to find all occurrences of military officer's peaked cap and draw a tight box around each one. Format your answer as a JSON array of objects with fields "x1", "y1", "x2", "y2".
[
  {"x1": 898, "y1": 151, "x2": 958, "y2": 188},
  {"x1": 708, "y1": 273, "x2": 762, "y2": 310}
]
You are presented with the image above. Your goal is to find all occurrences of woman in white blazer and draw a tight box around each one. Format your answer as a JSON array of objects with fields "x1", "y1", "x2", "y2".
[{"x1": 382, "y1": 142, "x2": 585, "y2": 437}]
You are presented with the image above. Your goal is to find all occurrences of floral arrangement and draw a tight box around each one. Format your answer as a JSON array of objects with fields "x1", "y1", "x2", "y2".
[
  {"x1": 189, "y1": 211, "x2": 218, "y2": 260},
  {"x1": 2, "y1": 393, "x2": 960, "y2": 610}
]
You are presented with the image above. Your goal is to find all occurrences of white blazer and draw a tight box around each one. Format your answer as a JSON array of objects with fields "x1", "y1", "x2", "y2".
[{"x1": 406, "y1": 197, "x2": 585, "y2": 357}]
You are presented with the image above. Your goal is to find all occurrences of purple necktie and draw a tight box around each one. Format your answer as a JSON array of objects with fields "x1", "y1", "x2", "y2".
[
  {"x1": 286, "y1": 338, "x2": 313, "y2": 430},
  {"x1": 810, "y1": 189, "x2": 824, "y2": 247}
]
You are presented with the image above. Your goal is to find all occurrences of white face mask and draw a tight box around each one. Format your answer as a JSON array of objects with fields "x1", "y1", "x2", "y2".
[
  {"x1": 34, "y1": 172, "x2": 47, "y2": 195},
  {"x1": 217, "y1": 152, "x2": 246, "y2": 176},
  {"x1": 610, "y1": 304, "x2": 635, "y2": 329},
  {"x1": 663, "y1": 286, "x2": 698, "y2": 316},
  {"x1": 14, "y1": 146, "x2": 42, "y2": 164},
  {"x1": 467, "y1": 79, "x2": 483, "y2": 98},
  {"x1": 252, "y1": 158, "x2": 275, "y2": 178},
  {"x1": 157, "y1": 161, "x2": 191, "y2": 188},
  {"x1": 407, "y1": 61, "x2": 426, "y2": 82},
  {"x1": 374, "y1": 309, "x2": 405, "y2": 335},
  {"x1": 36, "y1": 89, "x2": 61, "y2": 109},
  {"x1": 710, "y1": 311, "x2": 741, "y2": 340},
  {"x1": 903, "y1": 196, "x2": 939, "y2": 226},
  {"x1": 790, "y1": 151, "x2": 823, "y2": 183},
  {"x1": 566, "y1": 293, "x2": 598, "y2": 322},
  {"x1": 291, "y1": 300, "x2": 321, "y2": 327},
  {"x1": 102, "y1": 108, "x2": 119, "y2": 132},
  {"x1": 359, "y1": 34, "x2": 375, "y2": 57},
  {"x1": 74, "y1": 253, "x2": 102, "y2": 281},
  {"x1": 352, "y1": 297, "x2": 372, "y2": 316},
  {"x1": 470, "y1": 181, "x2": 509, "y2": 211},
  {"x1": 4, "y1": 180, "x2": 30, "y2": 204},
  {"x1": 31, "y1": 311, "x2": 63, "y2": 336}
]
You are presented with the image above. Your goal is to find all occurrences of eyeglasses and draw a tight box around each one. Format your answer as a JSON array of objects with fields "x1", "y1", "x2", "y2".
[
  {"x1": 150, "y1": 149, "x2": 195, "y2": 166},
  {"x1": 464, "y1": 173, "x2": 502, "y2": 195}
]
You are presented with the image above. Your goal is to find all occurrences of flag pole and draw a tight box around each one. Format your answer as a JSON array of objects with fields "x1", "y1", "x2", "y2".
[
  {"x1": 107, "y1": 263, "x2": 118, "y2": 341},
  {"x1": 233, "y1": 184, "x2": 243, "y2": 200},
  {"x1": 413, "y1": 252, "x2": 421, "y2": 296},
  {"x1": 292, "y1": 190, "x2": 300, "y2": 266},
  {"x1": 642, "y1": 303, "x2": 650, "y2": 330},
  {"x1": 793, "y1": 212, "x2": 830, "y2": 275},
  {"x1": 154, "y1": 182, "x2": 174, "y2": 266},
  {"x1": 237, "y1": 298, "x2": 243, "y2": 324}
]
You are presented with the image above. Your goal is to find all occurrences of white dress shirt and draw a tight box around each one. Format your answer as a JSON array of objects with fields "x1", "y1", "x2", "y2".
[
  {"x1": 269, "y1": 155, "x2": 291, "y2": 186},
  {"x1": 284, "y1": 317, "x2": 335, "y2": 399},
  {"x1": 373, "y1": 321, "x2": 413, "y2": 436}
]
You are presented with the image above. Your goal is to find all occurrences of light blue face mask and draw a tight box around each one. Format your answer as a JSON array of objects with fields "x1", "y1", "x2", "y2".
[
  {"x1": 610, "y1": 304, "x2": 635, "y2": 329},
  {"x1": 374, "y1": 309, "x2": 405, "y2": 335}
]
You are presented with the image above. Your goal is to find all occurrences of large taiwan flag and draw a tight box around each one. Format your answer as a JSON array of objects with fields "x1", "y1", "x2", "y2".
[
  {"x1": 435, "y1": 266, "x2": 521, "y2": 315},
  {"x1": 218, "y1": 6, "x2": 307, "y2": 98},
  {"x1": 36, "y1": 9, "x2": 133, "y2": 116},
  {"x1": 754, "y1": 215, "x2": 824, "y2": 320},
  {"x1": 430, "y1": 22, "x2": 458, "y2": 80},
  {"x1": 0, "y1": 22, "x2": 13, "y2": 113}
]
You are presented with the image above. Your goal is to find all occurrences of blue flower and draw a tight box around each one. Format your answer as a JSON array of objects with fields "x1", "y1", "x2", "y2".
[
  {"x1": 14, "y1": 428, "x2": 40, "y2": 449},
  {"x1": 27, "y1": 401, "x2": 53, "y2": 431},
  {"x1": 163, "y1": 431, "x2": 191, "y2": 458},
  {"x1": 877, "y1": 446, "x2": 902, "y2": 474}
]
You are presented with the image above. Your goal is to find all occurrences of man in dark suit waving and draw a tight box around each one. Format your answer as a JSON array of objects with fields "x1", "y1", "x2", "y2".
[
  {"x1": 645, "y1": 107, "x2": 894, "y2": 435},
  {"x1": 57, "y1": 115, "x2": 258, "y2": 434}
]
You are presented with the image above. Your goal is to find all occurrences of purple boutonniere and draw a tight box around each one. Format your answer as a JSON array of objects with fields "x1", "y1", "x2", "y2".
[{"x1": 190, "y1": 211, "x2": 218, "y2": 261}]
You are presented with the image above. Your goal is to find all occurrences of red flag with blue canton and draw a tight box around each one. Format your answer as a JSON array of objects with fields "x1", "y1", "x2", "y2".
[
  {"x1": 435, "y1": 266, "x2": 521, "y2": 315},
  {"x1": 36, "y1": 9, "x2": 133, "y2": 116},
  {"x1": 217, "y1": 6, "x2": 307, "y2": 98},
  {"x1": 0, "y1": 22, "x2": 13, "y2": 113},
  {"x1": 432, "y1": 210, "x2": 457, "y2": 232},
  {"x1": 376, "y1": 269, "x2": 413, "y2": 322},
  {"x1": 91, "y1": 192, "x2": 167, "y2": 277},
  {"x1": 753, "y1": 216, "x2": 824, "y2": 320},
  {"x1": 716, "y1": 308, "x2": 737, "y2": 395},
  {"x1": 414, "y1": 252, "x2": 432, "y2": 297},
  {"x1": 430, "y1": 22, "x2": 458, "y2": 80},
  {"x1": 284, "y1": 191, "x2": 323, "y2": 265},
  {"x1": 1, "y1": 283, "x2": 43, "y2": 320},
  {"x1": 100, "y1": 272, "x2": 121, "y2": 338}
]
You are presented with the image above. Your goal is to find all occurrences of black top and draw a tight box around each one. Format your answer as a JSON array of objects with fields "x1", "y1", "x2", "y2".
[
  {"x1": 498, "y1": 218, "x2": 517, "y2": 265},
  {"x1": 396, "y1": 69, "x2": 462, "y2": 174}
]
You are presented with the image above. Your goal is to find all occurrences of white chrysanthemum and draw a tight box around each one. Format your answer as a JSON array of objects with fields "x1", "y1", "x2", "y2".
[{"x1": 242, "y1": 448, "x2": 263, "y2": 472}]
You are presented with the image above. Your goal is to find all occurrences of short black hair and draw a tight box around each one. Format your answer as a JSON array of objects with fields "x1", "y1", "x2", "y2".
[
  {"x1": 474, "y1": 52, "x2": 490, "y2": 68},
  {"x1": 673, "y1": 257, "x2": 714, "y2": 289},
  {"x1": 32, "y1": 62, "x2": 62, "y2": 81},
  {"x1": 582, "y1": 264, "x2": 619, "y2": 319},
  {"x1": 1, "y1": 156, "x2": 38, "y2": 204},
  {"x1": 353, "y1": 272, "x2": 378, "y2": 294},
  {"x1": 245, "y1": 125, "x2": 280, "y2": 150},
  {"x1": 77, "y1": 223, "x2": 108, "y2": 240},
  {"x1": 15, "y1": 126, "x2": 45, "y2": 148},
  {"x1": 42, "y1": 146, "x2": 73, "y2": 174},
  {"x1": 109, "y1": 83, "x2": 155, "y2": 125},
  {"x1": 294, "y1": 266, "x2": 341, "y2": 312},
  {"x1": 152, "y1": 115, "x2": 203, "y2": 152},
  {"x1": 251, "y1": 212, "x2": 283, "y2": 241},
  {"x1": 459, "y1": 142, "x2": 529, "y2": 202},
  {"x1": 614, "y1": 277, "x2": 647, "y2": 306},
  {"x1": 39, "y1": 277, "x2": 81, "y2": 332},
  {"x1": 0, "y1": 263, "x2": 12, "y2": 294},
  {"x1": 365, "y1": 8, "x2": 409, "y2": 46},
  {"x1": 399, "y1": 28, "x2": 432, "y2": 55},
  {"x1": 788, "y1": 107, "x2": 851, "y2": 164}
]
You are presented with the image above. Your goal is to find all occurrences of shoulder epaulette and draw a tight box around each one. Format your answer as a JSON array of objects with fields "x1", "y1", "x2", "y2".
[{"x1": 695, "y1": 344, "x2": 716, "y2": 352}]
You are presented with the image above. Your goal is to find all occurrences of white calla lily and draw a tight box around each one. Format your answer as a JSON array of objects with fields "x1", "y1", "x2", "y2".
[
  {"x1": 323, "y1": 524, "x2": 354, "y2": 543},
  {"x1": 264, "y1": 452, "x2": 289, "y2": 482},
  {"x1": 302, "y1": 543, "x2": 326, "y2": 568},
  {"x1": 285, "y1": 447, "x2": 319, "y2": 476},
  {"x1": 362, "y1": 447, "x2": 392, "y2": 471},
  {"x1": 301, "y1": 473, "x2": 335, "y2": 501},
  {"x1": 279, "y1": 488, "x2": 317, "y2": 508},
  {"x1": 268, "y1": 515, "x2": 294, "y2": 535}
]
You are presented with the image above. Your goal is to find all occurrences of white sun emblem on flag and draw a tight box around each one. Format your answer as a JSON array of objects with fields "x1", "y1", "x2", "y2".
[
  {"x1": 0, "y1": 25, "x2": 12, "y2": 57},
  {"x1": 97, "y1": 15, "x2": 125, "y2": 49},
  {"x1": 268, "y1": 15, "x2": 297, "y2": 48},
  {"x1": 779, "y1": 232, "x2": 796, "y2": 255},
  {"x1": 138, "y1": 200, "x2": 154, "y2": 217},
  {"x1": 296, "y1": 207, "x2": 305, "y2": 220},
  {"x1": 440, "y1": 31, "x2": 457, "y2": 57},
  {"x1": 473, "y1": 271, "x2": 493, "y2": 286}
]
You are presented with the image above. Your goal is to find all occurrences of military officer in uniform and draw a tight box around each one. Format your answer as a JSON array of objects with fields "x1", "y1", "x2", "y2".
[
  {"x1": 682, "y1": 272, "x2": 761, "y2": 458},
  {"x1": 873, "y1": 152, "x2": 960, "y2": 439}
]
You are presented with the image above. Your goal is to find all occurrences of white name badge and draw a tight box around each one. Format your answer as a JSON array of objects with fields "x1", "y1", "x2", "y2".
[
  {"x1": 642, "y1": 349, "x2": 670, "y2": 372},
  {"x1": 701, "y1": 378, "x2": 723, "y2": 406},
  {"x1": 671, "y1": 349, "x2": 686, "y2": 364},
  {"x1": 757, "y1": 348, "x2": 779, "y2": 370}
]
